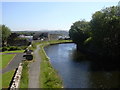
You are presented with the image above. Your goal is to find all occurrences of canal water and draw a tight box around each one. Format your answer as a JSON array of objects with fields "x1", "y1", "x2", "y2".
[{"x1": 44, "y1": 43, "x2": 120, "y2": 88}]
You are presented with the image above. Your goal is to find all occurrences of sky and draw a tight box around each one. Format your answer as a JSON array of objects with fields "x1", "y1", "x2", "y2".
[{"x1": 2, "y1": 1, "x2": 119, "y2": 31}]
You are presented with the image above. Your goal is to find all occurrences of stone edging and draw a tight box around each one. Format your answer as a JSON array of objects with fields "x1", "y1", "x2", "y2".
[{"x1": 10, "y1": 63, "x2": 23, "y2": 89}]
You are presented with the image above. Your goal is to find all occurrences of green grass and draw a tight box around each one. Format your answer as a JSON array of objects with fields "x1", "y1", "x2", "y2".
[
  {"x1": 0, "y1": 54, "x2": 2, "y2": 70},
  {"x1": 2, "y1": 70, "x2": 15, "y2": 88},
  {"x1": 40, "y1": 45, "x2": 63, "y2": 88},
  {"x1": 0, "y1": 50, "x2": 24, "y2": 69},
  {"x1": 0, "y1": 74, "x2": 2, "y2": 89},
  {"x1": 1, "y1": 54, "x2": 16, "y2": 69},
  {"x1": 19, "y1": 61, "x2": 29, "y2": 88},
  {"x1": 39, "y1": 40, "x2": 72, "y2": 88},
  {"x1": 3, "y1": 50, "x2": 24, "y2": 53}
]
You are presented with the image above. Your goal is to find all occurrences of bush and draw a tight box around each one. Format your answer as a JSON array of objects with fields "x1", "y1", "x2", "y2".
[
  {"x1": 2, "y1": 47, "x2": 9, "y2": 51},
  {"x1": 8, "y1": 46, "x2": 21, "y2": 51},
  {"x1": 20, "y1": 46, "x2": 27, "y2": 50},
  {"x1": 2, "y1": 46, "x2": 28, "y2": 52}
]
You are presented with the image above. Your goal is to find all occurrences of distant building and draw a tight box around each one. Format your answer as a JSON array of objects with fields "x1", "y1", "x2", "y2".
[
  {"x1": 48, "y1": 34, "x2": 60, "y2": 40},
  {"x1": 33, "y1": 33, "x2": 48, "y2": 40},
  {"x1": 18, "y1": 35, "x2": 33, "y2": 42},
  {"x1": 58, "y1": 36, "x2": 70, "y2": 40}
]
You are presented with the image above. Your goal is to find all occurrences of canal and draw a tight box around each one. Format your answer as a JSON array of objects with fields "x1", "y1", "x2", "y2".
[{"x1": 44, "y1": 43, "x2": 120, "y2": 88}]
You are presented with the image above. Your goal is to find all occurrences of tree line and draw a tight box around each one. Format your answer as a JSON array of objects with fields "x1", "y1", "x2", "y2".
[
  {"x1": 69, "y1": 6, "x2": 120, "y2": 59},
  {"x1": 0, "y1": 25, "x2": 30, "y2": 51}
]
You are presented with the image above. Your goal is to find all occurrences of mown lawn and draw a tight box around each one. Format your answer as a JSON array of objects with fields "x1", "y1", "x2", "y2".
[
  {"x1": 1, "y1": 54, "x2": 16, "y2": 69},
  {"x1": 0, "y1": 50, "x2": 25, "y2": 89},
  {"x1": 2, "y1": 70, "x2": 15, "y2": 88},
  {"x1": 1, "y1": 50, "x2": 24, "y2": 69}
]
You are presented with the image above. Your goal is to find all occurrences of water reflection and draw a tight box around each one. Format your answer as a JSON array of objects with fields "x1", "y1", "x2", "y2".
[{"x1": 44, "y1": 43, "x2": 120, "y2": 88}]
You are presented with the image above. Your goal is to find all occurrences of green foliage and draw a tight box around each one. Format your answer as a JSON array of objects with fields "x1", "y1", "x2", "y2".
[
  {"x1": 2, "y1": 47, "x2": 9, "y2": 51},
  {"x1": 69, "y1": 5, "x2": 120, "y2": 58},
  {"x1": 1, "y1": 25, "x2": 11, "y2": 46},
  {"x1": 8, "y1": 46, "x2": 21, "y2": 51},
  {"x1": 2, "y1": 46, "x2": 27, "y2": 52},
  {"x1": 90, "y1": 6, "x2": 120, "y2": 56},
  {"x1": 84, "y1": 37, "x2": 92, "y2": 45},
  {"x1": 69, "y1": 20, "x2": 90, "y2": 45},
  {"x1": 8, "y1": 36, "x2": 30, "y2": 46}
]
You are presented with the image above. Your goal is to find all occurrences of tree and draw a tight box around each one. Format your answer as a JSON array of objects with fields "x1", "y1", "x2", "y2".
[
  {"x1": 1, "y1": 25, "x2": 11, "y2": 46},
  {"x1": 7, "y1": 33, "x2": 19, "y2": 45},
  {"x1": 69, "y1": 20, "x2": 90, "y2": 45},
  {"x1": 90, "y1": 6, "x2": 120, "y2": 57}
]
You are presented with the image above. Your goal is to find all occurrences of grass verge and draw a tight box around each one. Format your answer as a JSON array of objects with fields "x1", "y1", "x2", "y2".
[
  {"x1": 39, "y1": 40, "x2": 72, "y2": 88},
  {"x1": 1, "y1": 50, "x2": 24, "y2": 69},
  {"x1": 2, "y1": 70, "x2": 15, "y2": 88},
  {"x1": 19, "y1": 61, "x2": 29, "y2": 88},
  {"x1": 1, "y1": 54, "x2": 16, "y2": 69}
]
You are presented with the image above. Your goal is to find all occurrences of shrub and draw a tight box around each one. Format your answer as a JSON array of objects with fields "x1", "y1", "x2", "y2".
[
  {"x1": 2, "y1": 47, "x2": 9, "y2": 51},
  {"x1": 20, "y1": 46, "x2": 27, "y2": 50},
  {"x1": 8, "y1": 46, "x2": 21, "y2": 51}
]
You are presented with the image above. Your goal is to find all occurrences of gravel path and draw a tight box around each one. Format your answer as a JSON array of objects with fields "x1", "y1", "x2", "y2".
[
  {"x1": 1, "y1": 53, "x2": 24, "y2": 74},
  {"x1": 28, "y1": 45, "x2": 41, "y2": 88}
]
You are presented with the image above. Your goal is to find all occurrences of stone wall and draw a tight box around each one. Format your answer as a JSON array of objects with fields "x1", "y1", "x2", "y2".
[{"x1": 10, "y1": 63, "x2": 23, "y2": 89}]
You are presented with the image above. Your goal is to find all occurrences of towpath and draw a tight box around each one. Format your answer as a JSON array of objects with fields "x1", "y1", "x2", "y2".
[{"x1": 28, "y1": 44, "x2": 41, "y2": 88}]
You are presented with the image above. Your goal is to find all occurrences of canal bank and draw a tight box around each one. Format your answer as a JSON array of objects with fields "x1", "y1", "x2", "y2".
[{"x1": 39, "y1": 40, "x2": 72, "y2": 88}]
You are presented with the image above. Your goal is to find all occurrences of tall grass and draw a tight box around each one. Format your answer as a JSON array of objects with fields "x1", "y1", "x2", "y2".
[
  {"x1": 39, "y1": 45, "x2": 63, "y2": 88},
  {"x1": 19, "y1": 61, "x2": 29, "y2": 88},
  {"x1": 39, "y1": 40, "x2": 72, "y2": 88}
]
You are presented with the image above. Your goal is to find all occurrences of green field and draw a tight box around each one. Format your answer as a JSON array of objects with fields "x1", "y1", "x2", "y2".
[{"x1": 2, "y1": 70, "x2": 15, "y2": 88}]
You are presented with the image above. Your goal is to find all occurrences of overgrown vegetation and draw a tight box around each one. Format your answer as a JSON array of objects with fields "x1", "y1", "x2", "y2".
[
  {"x1": 69, "y1": 6, "x2": 120, "y2": 59},
  {"x1": 19, "y1": 61, "x2": 29, "y2": 88},
  {"x1": 40, "y1": 40, "x2": 72, "y2": 88}
]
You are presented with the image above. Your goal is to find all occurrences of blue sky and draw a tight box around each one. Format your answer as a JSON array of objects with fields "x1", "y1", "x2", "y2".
[{"x1": 2, "y1": 2, "x2": 118, "y2": 31}]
